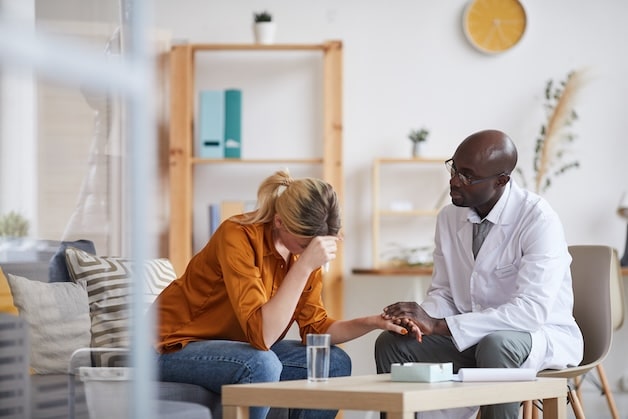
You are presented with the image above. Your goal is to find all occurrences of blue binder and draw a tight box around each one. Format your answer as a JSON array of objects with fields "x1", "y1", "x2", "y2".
[{"x1": 198, "y1": 90, "x2": 225, "y2": 158}]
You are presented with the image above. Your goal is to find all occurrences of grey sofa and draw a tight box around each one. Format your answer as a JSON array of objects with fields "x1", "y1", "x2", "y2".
[
  {"x1": 0, "y1": 313, "x2": 220, "y2": 419},
  {"x1": 31, "y1": 374, "x2": 220, "y2": 419},
  {"x1": 1, "y1": 241, "x2": 221, "y2": 419}
]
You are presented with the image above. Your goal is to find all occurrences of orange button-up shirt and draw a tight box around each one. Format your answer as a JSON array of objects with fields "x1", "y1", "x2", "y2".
[{"x1": 155, "y1": 215, "x2": 335, "y2": 353}]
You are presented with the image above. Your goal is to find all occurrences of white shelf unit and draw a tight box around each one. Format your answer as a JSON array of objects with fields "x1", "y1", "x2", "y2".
[{"x1": 371, "y1": 157, "x2": 449, "y2": 268}]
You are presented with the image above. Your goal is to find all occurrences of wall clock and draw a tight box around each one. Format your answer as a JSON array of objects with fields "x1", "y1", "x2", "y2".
[{"x1": 463, "y1": 0, "x2": 527, "y2": 54}]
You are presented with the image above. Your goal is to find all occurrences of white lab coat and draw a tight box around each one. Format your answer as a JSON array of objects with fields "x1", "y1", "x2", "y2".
[
  {"x1": 422, "y1": 180, "x2": 583, "y2": 370},
  {"x1": 415, "y1": 180, "x2": 583, "y2": 419}
]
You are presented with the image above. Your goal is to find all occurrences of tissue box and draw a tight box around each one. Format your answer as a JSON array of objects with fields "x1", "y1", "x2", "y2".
[{"x1": 391, "y1": 362, "x2": 453, "y2": 382}]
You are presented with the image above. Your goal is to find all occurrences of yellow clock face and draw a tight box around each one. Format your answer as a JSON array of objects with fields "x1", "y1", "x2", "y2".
[{"x1": 463, "y1": 0, "x2": 527, "y2": 54}]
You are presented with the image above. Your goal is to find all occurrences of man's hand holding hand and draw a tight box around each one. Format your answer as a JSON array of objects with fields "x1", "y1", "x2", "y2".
[{"x1": 381, "y1": 302, "x2": 450, "y2": 342}]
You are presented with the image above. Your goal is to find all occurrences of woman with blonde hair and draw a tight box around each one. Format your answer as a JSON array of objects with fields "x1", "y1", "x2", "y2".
[{"x1": 155, "y1": 169, "x2": 405, "y2": 419}]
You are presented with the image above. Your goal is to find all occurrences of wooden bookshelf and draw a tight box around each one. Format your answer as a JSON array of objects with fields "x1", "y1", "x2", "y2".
[
  {"x1": 168, "y1": 41, "x2": 344, "y2": 318},
  {"x1": 352, "y1": 267, "x2": 434, "y2": 276}
]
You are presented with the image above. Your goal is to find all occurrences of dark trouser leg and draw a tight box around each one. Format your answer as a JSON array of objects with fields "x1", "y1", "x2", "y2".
[
  {"x1": 476, "y1": 331, "x2": 532, "y2": 419},
  {"x1": 375, "y1": 331, "x2": 477, "y2": 374},
  {"x1": 374, "y1": 330, "x2": 531, "y2": 419},
  {"x1": 375, "y1": 331, "x2": 477, "y2": 419}
]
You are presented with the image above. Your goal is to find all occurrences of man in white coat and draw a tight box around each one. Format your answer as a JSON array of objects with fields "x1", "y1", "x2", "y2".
[{"x1": 374, "y1": 129, "x2": 583, "y2": 419}]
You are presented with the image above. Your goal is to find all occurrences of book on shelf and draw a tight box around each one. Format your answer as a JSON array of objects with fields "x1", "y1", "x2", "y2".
[
  {"x1": 209, "y1": 204, "x2": 221, "y2": 236},
  {"x1": 198, "y1": 90, "x2": 225, "y2": 158},
  {"x1": 220, "y1": 201, "x2": 245, "y2": 223},
  {"x1": 224, "y1": 89, "x2": 242, "y2": 159},
  {"x1": 209, "y1": 200, "x2": 257, "y2": 237},
  {"x1": 198, "y1": 88, "x2": 242, "y2": 159}
]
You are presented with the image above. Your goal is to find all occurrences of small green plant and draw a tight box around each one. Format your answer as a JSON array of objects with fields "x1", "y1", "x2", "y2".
[
  {"x1": 0, "y1": 211, "x2": 29, "y2": 238},
  {"x1": 408, "y1": 128, "x2": 430, "y2": 144},
  {"x1": 381, "y1": 243, "x2": 433, "y2": 267},
  {"x1": 254, "y1": 11, "x2": 272, "y2": 23}
]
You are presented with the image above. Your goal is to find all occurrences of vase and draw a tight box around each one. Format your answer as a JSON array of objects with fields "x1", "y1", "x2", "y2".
[
  {"x1": 254, "y1": 22, "x2": 276, "y2": 45},
  {"x1": 412, "y1": 142, "x2": 422, "y2": 158}
]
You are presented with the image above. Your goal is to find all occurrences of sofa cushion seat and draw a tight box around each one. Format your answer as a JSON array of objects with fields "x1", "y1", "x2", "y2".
[
  {"x1": 31, "y1": 373, "x2": 218, "y2": 419},
  {"x1": 157, "y1": 381, "x2": 221, "y2": 417}
]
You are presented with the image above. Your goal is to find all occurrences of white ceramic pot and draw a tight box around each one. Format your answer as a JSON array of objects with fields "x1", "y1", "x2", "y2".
[
  {"x1": 412, "y1": 142, "x2": 422, "y2": 158},
  {"x1": 254, "y1": 22, "x2": 276, "y2": 44}
]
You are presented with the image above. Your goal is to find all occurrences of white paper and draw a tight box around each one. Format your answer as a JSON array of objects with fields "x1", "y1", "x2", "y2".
[{"x1": 452, "y1": 368, "x2": 536, "y2": 382}]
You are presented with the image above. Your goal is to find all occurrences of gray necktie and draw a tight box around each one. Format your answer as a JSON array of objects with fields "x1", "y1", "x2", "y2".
[{"x1": 472, "y1": 220, "x2": 492, "y2": 259}]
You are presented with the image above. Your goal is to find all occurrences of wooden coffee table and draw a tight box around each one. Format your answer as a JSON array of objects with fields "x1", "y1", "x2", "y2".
[{"x1": 222, "y1": 373, "x2": 566, "y2": 419}]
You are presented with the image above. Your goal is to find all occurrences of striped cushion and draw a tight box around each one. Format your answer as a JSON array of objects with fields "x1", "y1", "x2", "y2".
[{"x1": 65, "y1": 247, "x2": 176, "y2": 349}]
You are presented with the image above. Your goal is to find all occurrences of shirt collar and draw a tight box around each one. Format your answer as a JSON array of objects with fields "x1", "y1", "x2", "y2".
[{"x1": 466, "y1": 180, "x2": 512, "y2": 225}]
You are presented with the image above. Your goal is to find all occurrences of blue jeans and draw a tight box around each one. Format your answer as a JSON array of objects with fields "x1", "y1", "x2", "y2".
[{"x1": 157, "y1": 339, "x2": 351, "y2": 419}]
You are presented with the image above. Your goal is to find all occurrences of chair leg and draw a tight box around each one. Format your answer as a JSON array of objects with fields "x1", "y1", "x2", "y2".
[
  {"x1": 531, "y1": 404, "x2": 539, "y2": 419},
  {"x1": 521, "y1": 400, "x2": 532, "y2": 419},
  {"x1": 573, "y1": 375, "x2": 584, "y2": 410},
  {"x1": 567, "y1": 385, "x2": 586, "y2": 419},
  {"x1": 596, "y1": 365, "x2": 620, "y2": 419}
]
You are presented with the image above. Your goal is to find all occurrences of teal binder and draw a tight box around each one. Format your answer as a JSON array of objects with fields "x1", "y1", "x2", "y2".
[
  {"x1": 224, "y1": 89, "x2": 242, "y2": 158},
  {"x1": 198, "y1": 90, "x2": 225, "y2": 158}
]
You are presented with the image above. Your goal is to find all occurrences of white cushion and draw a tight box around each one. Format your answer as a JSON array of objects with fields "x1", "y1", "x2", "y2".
[{"x1": 7, "y1": 274, "x2": 91, "y2": 373}]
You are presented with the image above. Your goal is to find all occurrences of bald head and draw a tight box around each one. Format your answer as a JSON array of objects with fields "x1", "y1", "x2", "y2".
[{"x1": 454, "y1": 129, "x2": 518, "y2": 176}]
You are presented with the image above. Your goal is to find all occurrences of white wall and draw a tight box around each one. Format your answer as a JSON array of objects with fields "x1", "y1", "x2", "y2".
[
  {"x1": 154, "y1": 2, "x2": 628, "y2": 417},
  {"x1": 154, "y1": 0, "x2": 628, "y2": 270}
]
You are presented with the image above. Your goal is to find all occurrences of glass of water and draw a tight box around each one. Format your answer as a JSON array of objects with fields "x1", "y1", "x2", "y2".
[{"x1": 306, "y1": 333, "x2": 330, "y2": 382}]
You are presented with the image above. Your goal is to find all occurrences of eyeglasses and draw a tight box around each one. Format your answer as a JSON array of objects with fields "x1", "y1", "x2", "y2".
[{"x1": 445, "y1": 159, "x2": 505, "y2": 186}]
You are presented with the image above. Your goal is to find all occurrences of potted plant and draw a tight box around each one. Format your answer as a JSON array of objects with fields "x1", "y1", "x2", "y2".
[
  {"x1": 253, "y1": 11, "x2": 276, "y2": 45},
  {"x1": 408, "y1": 127, "x2": 430, "y2": 157},
  {"x1": 0, "y1": 211, "x2": 29, "y2": 238},
  {"x1": 0, "y1": 211, "x2": 31, "y2": 260}
]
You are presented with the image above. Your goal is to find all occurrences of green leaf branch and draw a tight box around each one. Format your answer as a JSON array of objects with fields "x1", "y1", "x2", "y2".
[
  {"x1": 254, "y1": 11, "x2": 272, "y2": 22},
  {"x1": 408, "y1": 128, "x2": 430, "y2": 144}
]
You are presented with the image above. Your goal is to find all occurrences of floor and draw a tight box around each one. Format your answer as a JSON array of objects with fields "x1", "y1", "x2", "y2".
[{"x1": 575, "y1": 385, "x2": 628, "y2": 419}]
